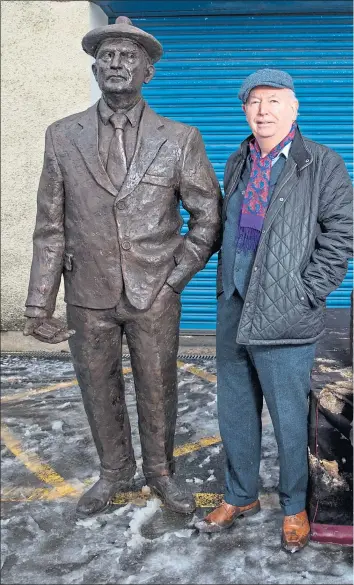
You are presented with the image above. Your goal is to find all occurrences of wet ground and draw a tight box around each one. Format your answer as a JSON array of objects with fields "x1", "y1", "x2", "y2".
[{"x1": 1, "y1": 310, "x2": 352, "y2": 584}]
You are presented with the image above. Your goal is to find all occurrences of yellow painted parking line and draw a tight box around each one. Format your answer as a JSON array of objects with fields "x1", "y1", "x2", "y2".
[
  {"x1": 1, "y1": 380, "x2": 78, "y2": 404},
  {"x1": 174, "y1": 436, "x2": 221, "y2": 457},
  {"x1": 177, "y1": 361, "x2": 217, "y2": 384},
  {"x1": 0, "y1": 368, "x2": 132, "y2": 403},
  {"x1": 0, "y1": 423, "x2": 80, "y2": 497},
  {"x1": 195, "y1": 492, "x2": 223, "y2": 508},
  {"x1": 1, "y1": 485, "x2": 77, "y2": 502},
  {"x1": 111, "y1": 491, "x2": 224, "y2": 508}
]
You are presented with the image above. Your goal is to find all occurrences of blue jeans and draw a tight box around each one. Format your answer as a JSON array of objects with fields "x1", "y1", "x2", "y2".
[{"x1": 216, "y1": 291, "x2": 316, "y2": 515}]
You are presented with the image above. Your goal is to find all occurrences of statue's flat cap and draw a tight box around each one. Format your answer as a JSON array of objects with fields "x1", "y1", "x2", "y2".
[
  {"x1": 238, "y1": 69, "x2": 295, "y2": 103},
  {"x1": 82, "y1": 16, "x2": 163, "y2": 63}
]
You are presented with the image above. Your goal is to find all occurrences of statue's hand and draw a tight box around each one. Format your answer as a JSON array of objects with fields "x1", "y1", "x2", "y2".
[{"x1": 23, "y1": 316, "x2": 75, "y2": 344}]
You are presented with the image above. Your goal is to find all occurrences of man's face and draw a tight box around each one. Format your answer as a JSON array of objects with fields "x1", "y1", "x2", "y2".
[
  {"x1": 93, "y1": 38, "x2": 154, "y2": 95},
  {"x1": 243, "y1": 86, "x2": 298, "y2": 143}
]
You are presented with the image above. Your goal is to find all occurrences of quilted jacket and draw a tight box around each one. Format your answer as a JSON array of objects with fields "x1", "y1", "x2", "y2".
[{"x1": 217, "y1": 128, "x2": 353, "y2": 345}]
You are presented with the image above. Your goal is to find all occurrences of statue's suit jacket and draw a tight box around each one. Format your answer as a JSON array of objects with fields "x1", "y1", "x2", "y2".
[{"x1": 26, "y1": 102, "x2": 222, "y2": 313}]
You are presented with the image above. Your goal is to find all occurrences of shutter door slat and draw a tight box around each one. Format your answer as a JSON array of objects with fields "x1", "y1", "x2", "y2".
[{"x1": 111, "y1": 12, "x2": 353, "y2": 328}]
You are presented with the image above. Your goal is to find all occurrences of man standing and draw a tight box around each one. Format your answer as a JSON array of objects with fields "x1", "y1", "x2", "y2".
[
  {"x1": 24, "y1": 17, "x2": 221, "y2": 517},
  {"x1": 195, "y1": 69, "x2": 352, "y2": 552}
]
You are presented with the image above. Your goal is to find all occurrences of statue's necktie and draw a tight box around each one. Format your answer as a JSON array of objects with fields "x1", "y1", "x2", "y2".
[{"x1": 107, "y1": 113, "x2": 128, "y2": 191}]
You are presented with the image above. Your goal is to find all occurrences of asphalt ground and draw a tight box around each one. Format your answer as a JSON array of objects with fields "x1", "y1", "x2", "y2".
[{"x1": 0, "y1": 310, "x2": 352, "y2": 584}]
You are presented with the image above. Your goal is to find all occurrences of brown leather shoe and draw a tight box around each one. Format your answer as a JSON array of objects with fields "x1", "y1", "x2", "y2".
[
  {"x1": 281, "y1": 510, "x2": 310, "y2": 553},
  {"x1": 194, "y1": 499, "x2": 260, "y2": 533}
]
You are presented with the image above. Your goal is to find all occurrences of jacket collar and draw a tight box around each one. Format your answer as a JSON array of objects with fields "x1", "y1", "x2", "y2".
[{"x1": 239, "y1": 126, "x2": 313, "y2": 171}]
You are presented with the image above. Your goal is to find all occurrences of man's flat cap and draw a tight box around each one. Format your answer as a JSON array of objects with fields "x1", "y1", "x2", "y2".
[
  {"x1": 82, "y1": 16, "x2": 163, "y2": 63},
  {"x1": 238, "y1": 69, "x2": 295, "y2": 103}
]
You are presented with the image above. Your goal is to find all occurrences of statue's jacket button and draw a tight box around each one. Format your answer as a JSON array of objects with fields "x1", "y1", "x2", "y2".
[
  {"x1": 121, "y1": 240, "x2": 131, "y2": 250},
  {"x1": 116, "y1": 201, "x2": 125, "y2": 210}
]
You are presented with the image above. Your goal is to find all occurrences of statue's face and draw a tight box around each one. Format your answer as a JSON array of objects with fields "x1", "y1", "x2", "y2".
[{"x1": 93, "y1": 38, "x2": 154, "y2": 95}]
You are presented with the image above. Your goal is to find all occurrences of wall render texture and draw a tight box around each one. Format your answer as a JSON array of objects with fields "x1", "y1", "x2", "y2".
[{"x1": 1, "y1": 1, "x2": 105, "y2": 329}]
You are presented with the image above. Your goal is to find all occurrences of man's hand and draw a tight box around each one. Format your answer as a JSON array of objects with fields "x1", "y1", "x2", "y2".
[{"x1": 23, "y1": 316, "x2": 75, "y2": 344}]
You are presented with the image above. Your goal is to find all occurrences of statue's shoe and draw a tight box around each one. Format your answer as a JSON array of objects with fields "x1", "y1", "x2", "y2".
[
  {"x1": 76, "y1": 477, "x2": 133, "y2": 518},
  {"x1": 147, "y1": 475, "x2": 196, "y2": 514}
]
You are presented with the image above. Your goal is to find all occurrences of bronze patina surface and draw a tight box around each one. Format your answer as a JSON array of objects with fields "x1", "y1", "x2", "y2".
[{"x1": 24, "y1": 16, "x2": 221, "y2": 515}]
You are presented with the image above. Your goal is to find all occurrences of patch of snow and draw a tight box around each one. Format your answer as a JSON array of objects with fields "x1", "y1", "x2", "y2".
[
  {"x1": 76, "y1": 517, "x2": 101, "y2": 529},
  {"x1": 126, "y1": 498, "x2": 161, "y2": 549},
  {"x1": 57, "y1": 402, "x2": 71, "y2": 410},
  {"x1": 160, "y1": 529, "x2": 193, "y2": 543},
  {"x1": 198, "y1": 455, "x2": 210, "y2": 468},
  {"x1": 113, "y1": 503, "x2": 132, "y2": 517},
  {"x1": 1, "y1": 519, "x2": 10, "y2": 527},
  {"x1": 51, "y1": 420, "x2": 63, "y2": 431},
  {"x1": 209, "y1": 444, "x2": 222, "y2": 455}
]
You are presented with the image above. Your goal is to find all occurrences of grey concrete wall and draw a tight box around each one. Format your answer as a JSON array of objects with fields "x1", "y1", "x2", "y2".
[{"x1": 1, "y1": 1, "x2": 107, "y2": 330}]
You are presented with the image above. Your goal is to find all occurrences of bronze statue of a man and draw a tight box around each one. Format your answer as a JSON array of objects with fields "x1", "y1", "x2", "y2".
[{"x1": 24, "y1": 16, "x2": 221, "y2": 517}]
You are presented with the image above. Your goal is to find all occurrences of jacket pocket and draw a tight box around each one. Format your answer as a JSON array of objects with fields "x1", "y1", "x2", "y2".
[
  {"x1": 63, "y1": 252, "x2": 73, "y2": 271},
  {"x1": 141, "y1": 173, "x2": 174, "y2": 188},
  {"x1": 295, "y1": 275, "x2": 311, "y2": 307}
]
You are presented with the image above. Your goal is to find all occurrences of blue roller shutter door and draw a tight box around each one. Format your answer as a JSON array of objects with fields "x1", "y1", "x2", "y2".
[{"x1": 113, "y1": 12, "x2": 353, "y2": 328}]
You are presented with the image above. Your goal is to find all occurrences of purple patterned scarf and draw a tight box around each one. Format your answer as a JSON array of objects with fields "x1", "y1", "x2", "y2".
[{"x1": 237, "y1": 123, "x2": 296, "y2": 252}]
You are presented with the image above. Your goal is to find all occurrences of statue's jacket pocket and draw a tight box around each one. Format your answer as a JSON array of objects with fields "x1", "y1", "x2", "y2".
[{"x1": 140, "y1": 173, "x2": 175, "y2": 188}]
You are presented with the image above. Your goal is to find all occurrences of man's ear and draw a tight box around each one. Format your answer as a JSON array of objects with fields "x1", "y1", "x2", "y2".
[
  {"x1": 242, "y1": 103, "x2": 246, "y2": 114},
  {"x1": 144, "y1": 64, "x2": 155, "y2": 85},
  {"x1": 291, "y1": 99, "x2": 299, "y2": 121},
  {"x1": 92, "y1": 62, "x2": 98, "y2": 81}
]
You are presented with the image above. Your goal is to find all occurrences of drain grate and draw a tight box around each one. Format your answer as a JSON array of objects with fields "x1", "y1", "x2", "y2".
[
  {"x1": 1, "y1": 351, "x2": 216, "y2": 361},
  {"x1": 178, "y1": 353, "x2": 216, "y2": 360}
]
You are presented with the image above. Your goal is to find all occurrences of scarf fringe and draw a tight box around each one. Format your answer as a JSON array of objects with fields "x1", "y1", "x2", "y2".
[{"x1": 237, "y1": 226, "x2": 260, "y2": 252}]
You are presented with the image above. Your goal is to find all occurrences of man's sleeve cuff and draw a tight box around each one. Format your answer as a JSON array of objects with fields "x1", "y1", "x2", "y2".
[{"x1": 24, "y1": 307, "x2": 48, "y2": 319}]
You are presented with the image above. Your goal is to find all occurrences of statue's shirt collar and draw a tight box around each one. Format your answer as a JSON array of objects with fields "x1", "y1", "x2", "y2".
[{"x1": 99, "y1": 97, "x2": 145, "y2": 128}]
